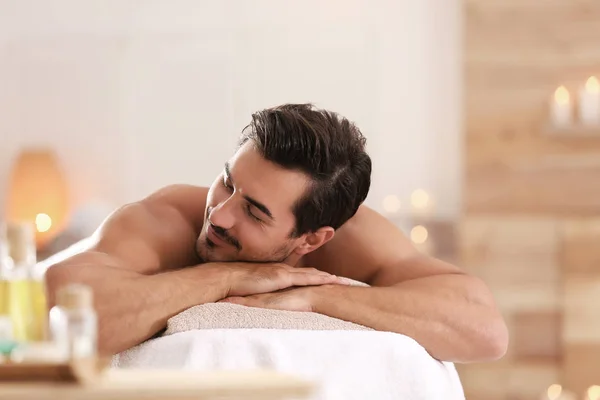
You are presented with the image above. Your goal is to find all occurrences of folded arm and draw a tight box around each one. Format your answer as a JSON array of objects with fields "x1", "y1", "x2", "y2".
[
  {"x1": 46, "y1": 253, "x2": 227, "y2": 355},
  {"x1": 313, "y1": 207, "x2": 507, "y2": 362},
  {"x1": 45, "y1": 185, "x2": 343, "y2": 355},
  {"x1": 45, "y1": 185, "x2": 221, "y2": 355},
  {"x1": 309, "y1": 257, "x2": 507, "y2": 363},
  {"x1": 230, "y1": 206, "x2": 508, "y2": 363}
]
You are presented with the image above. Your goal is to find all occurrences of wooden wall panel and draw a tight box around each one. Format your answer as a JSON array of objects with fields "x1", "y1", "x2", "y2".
[
  {"x1": 458, "y1": 363, "x2": 510, "y2": 400},
  {"x1": 460, "y1": 217, "x2": 561, "y2": 312},
  {"x1": 562, "y1": 344, "x2": 600, "y2": 397},
  {"x1": 562, "y1": 219, "x2": 600, "y2": 276},
  {"x1": 563, "y1": 276, "x2": 600, "y2": 343},
  {"x1": 463, "y1": 0, "x2": 600, "y2": 398},
  {"x1": 512, "y1": 311, "x2": 561, "y2": 363},
  {"x1": 507, "y1": 363, "x2": 560, "y2": 400},
  {"x1": 465, "y1": 0, "x2": 600, "y2": 215}
]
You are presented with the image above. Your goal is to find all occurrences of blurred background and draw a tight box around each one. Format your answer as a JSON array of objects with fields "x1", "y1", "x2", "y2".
[{"x1": 0, "y1": 1, "x2": 598, "y2": 399}]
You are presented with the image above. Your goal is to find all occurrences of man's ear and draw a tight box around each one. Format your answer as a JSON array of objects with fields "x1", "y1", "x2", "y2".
[{"x1": 294, "y1": 226, "x2": 335, "y2": 256}]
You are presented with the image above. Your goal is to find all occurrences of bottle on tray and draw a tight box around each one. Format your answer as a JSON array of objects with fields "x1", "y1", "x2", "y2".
[
  {"x1": 49, "y1": 283, "x2": 98, "y2": 360},
  {"x1": 0, "y1": 222, "x2": 47, "y2": 355}
]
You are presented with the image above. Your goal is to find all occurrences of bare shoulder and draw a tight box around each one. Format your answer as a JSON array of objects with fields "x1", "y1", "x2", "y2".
[
  {"x1": 306, "y1": 205, "x2": 466, "y2": 285},
  {"x1": 301, "y1": 205, "x2": 413, "y2": 283},
  {"x1": 87, "y1": 184, "x2": 210, "y2": 273},
  {"x1": 303, "y1": 205, "x2": 465, "y2": 286},
  {"x1": 143, "y1": 184, "x2": 209, "y2": 230}
]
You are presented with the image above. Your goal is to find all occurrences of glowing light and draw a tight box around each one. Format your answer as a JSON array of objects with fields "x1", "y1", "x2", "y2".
[
  {"x1": 410, "y1": 225, "x2": 428, "y2": 244},
  {"x1": 586, "y1": 76, "x2": 599, "y2": 94},
  {"x1": 588, "y1": 385, "x2": 600, "y2": 400},
  {"x1": 411, "y1": 189, "x2": 430, "y2": 210},
  {"x1": 554, "y1": 86, "x2": 570, "y2": 105},
  {"x1": 382, "y1": 195, "x2": 401, "y2": 213},
  {"x1": 547, "y1": 384, "x2": 562, "y2": 400},
  {"x1": 35, "y1": 213, "x2": 52, "y2": 233}
]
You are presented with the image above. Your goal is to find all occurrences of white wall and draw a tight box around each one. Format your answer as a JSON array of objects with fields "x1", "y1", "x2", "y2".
[{"x1": 0, "y1": 0, "x2": 462, "y2": 221}]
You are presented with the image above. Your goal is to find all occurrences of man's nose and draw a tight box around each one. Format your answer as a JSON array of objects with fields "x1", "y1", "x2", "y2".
[{"x1": 209, "y1": 198, "x2": 236, "y2": 230}]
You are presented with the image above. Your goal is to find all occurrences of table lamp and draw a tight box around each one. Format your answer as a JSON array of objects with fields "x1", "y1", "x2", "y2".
[{"x1": 5, "y1": 148, "x2": 69, "y2": 250}]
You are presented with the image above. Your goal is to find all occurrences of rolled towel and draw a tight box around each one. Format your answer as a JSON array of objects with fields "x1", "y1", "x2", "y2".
[{"x1": 165, "y1": 278, "x2": 372, "y2": 335}]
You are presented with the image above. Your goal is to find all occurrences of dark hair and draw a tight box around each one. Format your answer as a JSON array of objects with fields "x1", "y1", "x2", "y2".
[{"x1": 239, "y1": 103, "x2": 372, "y2": 236}]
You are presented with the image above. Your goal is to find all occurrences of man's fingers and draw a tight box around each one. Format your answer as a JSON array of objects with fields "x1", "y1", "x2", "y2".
[
  {"x1": 219, "y1": 296, "x2": 247, "y2": 305},
  {"x1": 221, "y1": 295, "x2": 270, "y2": 309},
  {"x1": 334, "y1": 276, "x2": 356, "y2": 285},
  {"x1": 289, "y1": 271, "x2": 350, "y2": 287}
]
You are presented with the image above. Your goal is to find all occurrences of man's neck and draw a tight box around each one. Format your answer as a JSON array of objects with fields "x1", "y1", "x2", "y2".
[{"x1": 287, "y1": 254, "x2": 306, "y2": 268}]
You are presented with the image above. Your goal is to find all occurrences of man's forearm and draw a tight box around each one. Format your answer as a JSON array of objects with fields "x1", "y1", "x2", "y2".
[
  {"x1": 100, "y1": 267, "x2": 227, "y2": 354},
  {"x1": 46, "y1": 257, "x2": 227, "y2": 355},
  {"x1": 312, "y1": 274, "x2": 508, "y2": 363}
]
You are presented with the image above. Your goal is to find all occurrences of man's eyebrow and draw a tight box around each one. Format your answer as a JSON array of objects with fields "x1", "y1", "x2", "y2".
[
  {"x1": 224, "y1": 161, "x2": 274, "y2": 221},
  {"x1": 243, "y1": 195, "x2": 274, "y2": 220},
  {"x1": 224, "y1": 162, "x2": 233, "y2": 183}
]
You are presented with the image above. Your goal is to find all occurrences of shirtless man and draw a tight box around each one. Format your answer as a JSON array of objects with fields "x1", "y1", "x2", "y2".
[{"x1": 46, "y1": 104, "x2": 508, "y2": 363}]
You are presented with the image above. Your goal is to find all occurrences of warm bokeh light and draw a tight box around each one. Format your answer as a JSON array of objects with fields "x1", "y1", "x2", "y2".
[
  {"x1": 410, "y1": 225, "x2": 428, "y2": 244},
  {"x1": 411, "y1": 189, "x2": 430, "y2": 209},
  {"x1": 7, "y1": 148, "x2": 69, "y2": 248},
  {"x1": 588, "y1": 385, "x2": 600, "y2": 400},
  {"x1": 382, "y1": 195, "x2": 402, "y2": 213},
  {"x1": 554, "y1": 86, "x2": 570, "y2": 105},
  {"x1": 586, "y1": 76, "x2": 599, "y2": 94},
  {"x1": 547, "y1": 384, "x2": 562, "y2": 400},
  {"x1": 35, "y1": 213, "x2": 52, "y2": 233}
]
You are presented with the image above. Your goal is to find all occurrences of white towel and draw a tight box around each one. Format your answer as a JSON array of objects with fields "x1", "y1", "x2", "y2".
[
  {"x1": 165, "y1": 278, "x2": 371, "y2": 333},
  {"x1": 113, "y1": 329, "x2": 465, "y2": 400},
  {"x1": 114, "y1": 280, "x2": 465, "y2": 400},
  {"x1": 165, "y1": 303, "x2": 372, "y2": 333}
]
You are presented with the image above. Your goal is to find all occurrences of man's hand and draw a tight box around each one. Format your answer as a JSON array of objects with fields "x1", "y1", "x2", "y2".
[
  {"x1": 205, "y1": 262, "x2": 348, "y2": 298},
  {"x1": 219, "y1": 286, "x2": 316, "y2": 312}
]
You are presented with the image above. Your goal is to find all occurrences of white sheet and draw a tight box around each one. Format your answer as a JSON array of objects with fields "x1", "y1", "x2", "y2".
[{"x1": 113, "y1": 329, "x2": 465, "y2": 400}]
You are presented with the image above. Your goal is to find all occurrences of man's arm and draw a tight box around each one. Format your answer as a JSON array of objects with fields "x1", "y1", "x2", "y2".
[
  {"x1": 45, "y1": 185, "x2": 219, "y2": 354},
  {"x1": 46, "y1": 252, "x2": 228, "y2": 355},
  {"x1": 243, "y1": 206, "x2": 509, "y2": 363},
  {"x1": 45, "y1": 185, "x2": 344, "y2": 355},
  {"x1": 311, "y1": 261, "x2": 506, "y2": 363}
]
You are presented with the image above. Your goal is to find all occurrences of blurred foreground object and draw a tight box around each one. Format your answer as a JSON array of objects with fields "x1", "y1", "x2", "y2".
[
  {"x1": 0, "y1": 222, "x2": 46, "y2": 343},
  {"x1": 0, "y1": 368, "x2": 313, "y2": 399},
  {"x1": 49, "y1": 284, "x2": 97, "y2": 360}
]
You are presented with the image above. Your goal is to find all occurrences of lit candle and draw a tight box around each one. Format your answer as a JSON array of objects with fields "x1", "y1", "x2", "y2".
[
  {"x1": 586, "y1": 385, "x2": 600, "y2": 400},
  {"x1": 550, "y1": 86, "x2": 572, "y2": 128},
  {"x1": 540, "y1": 384, "x2": 576, "y2": 400},
  {"x1": 578, "y1": 76, "x2": 600, "y2": 126}
]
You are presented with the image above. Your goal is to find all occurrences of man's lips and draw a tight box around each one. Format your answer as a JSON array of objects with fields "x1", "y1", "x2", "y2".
[{"x1": 207, "y1": 224, "x2": 228, "y2": 247}]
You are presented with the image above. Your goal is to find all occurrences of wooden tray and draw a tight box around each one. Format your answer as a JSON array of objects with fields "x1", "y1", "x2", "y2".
[
  {"x1": 0, "y1": 368, "x2": 315, "y2": 400},
  {"x1": 0, "y1": 358, "x2": 110, "y2": 384}
]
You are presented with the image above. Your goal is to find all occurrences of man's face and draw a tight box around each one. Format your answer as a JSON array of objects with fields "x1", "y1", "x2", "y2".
[{"x1": 196, "y1": 142, "x2": 310, "y2": 264}]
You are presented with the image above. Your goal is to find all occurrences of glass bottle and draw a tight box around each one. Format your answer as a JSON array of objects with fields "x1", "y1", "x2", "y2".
[
  {"x1": 0, "y1": 222, "x2": 18, "y2": 356},
  {"x1": 49, "y1": 284, "x2": 97, "y2": 359},
  {"x1": 5, "y1": 222, "x2": 46, "y2": 342}
]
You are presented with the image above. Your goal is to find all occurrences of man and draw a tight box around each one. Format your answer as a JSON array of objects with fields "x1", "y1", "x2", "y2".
[{"x1": 46, "y1": 104, "x2": 508, "y2": 362}]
